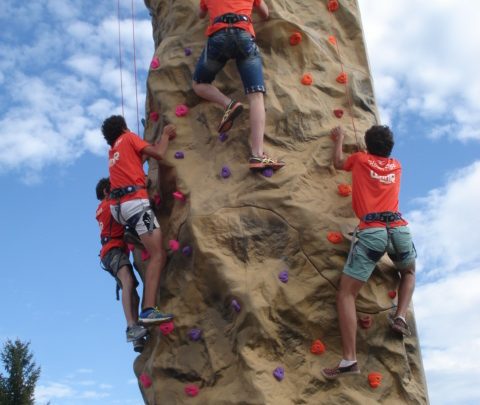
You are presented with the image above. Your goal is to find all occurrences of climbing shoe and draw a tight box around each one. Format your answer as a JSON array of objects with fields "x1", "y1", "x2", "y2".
[
  {"x1": 249, "y1": 154, "x2": 285, "y2": 170},
  {"x1": 132, "y1": 337, "x2": 146, "y2": 353},
  {"x1": 321, "y1": 362, "x2": 360, "y2": 380},
  {"x1": 389, "y1": 316, "x2": 412, "y2": 337},
  {"x1": 139, "y1": 307, "x2": 174, "y2": 325},
  {"x1": 126, "y1": 324, "x2": 148, "y2": 342},
  {"x1": 218, "y1": 100, "x2": 243, "y2": 133}
]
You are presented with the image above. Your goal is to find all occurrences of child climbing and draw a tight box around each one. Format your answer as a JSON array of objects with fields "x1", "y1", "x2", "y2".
[
  {"x1": 322, "y1": 125, "x2": 417, "y2": 379},
  {"x1": 95, "y1": 177, "x2": 147, "y2": 353},
  {"x1": 192, "y1": 0, "x2": 285, "y2": 170},
  {"x1": 101, "y1": 115, "x2": 176, "y2": 325}
]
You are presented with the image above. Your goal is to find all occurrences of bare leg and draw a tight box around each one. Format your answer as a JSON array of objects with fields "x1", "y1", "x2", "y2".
[
  {"x1": 138, "y1": 228, "x2": 166, "y2": 310},
  {"x1": 247, "y1": 92, "x2": 265, "y2": 157},
  {"x1": 192, "y1": 81, "x2": 230, "y2": 108},
  {"x1": 336, "y1": 274, "x2": 365, "y2": 361},
  {"x1": 116, "y1": 265, "x2": 139, "y2": 326},
  {"x1": 394, "y1": 264, "x2": 416, "y2": 319}
]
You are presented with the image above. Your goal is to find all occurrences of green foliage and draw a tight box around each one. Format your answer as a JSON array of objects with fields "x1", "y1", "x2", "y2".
[{"x1": 0, "y1": 339, "x2": 41, "y2": 405}]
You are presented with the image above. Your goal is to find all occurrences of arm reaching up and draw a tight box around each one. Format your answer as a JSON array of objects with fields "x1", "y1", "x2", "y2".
[
  {"x1": 331, "y1": 126, "x2": 346, "y2": 170},
  {"x1": 255, "y1": 0, "x2": 269, "y2": 20},
  {"x1": 142, "y1": 124, "x2": 177, "y2": 161}
]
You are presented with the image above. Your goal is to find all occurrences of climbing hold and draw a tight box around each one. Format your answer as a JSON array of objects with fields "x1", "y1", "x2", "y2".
[
  {"x1": 173, "y1": 191, "x2": 186, "y2": 202},
  {"x1": 273, "y1": 367, "x2": 285, "y2": 381},
  {"x1": 182, "y1": 245, "x2": 193, "y2": 257},
  {"x1": 310, "y1": 339, "x2": 326, "y2": 355},
  {"x1": 327, "y1": 231, "x2": 343, "y2": 244},
  {"x1": 169, "y1": 240, "x2": 180, "y2": 251},
  {"x1": 368, "y1": 372, "x2": 382, "y2": 389},
  {"x1": 184, "y1": 384, "x2": 199, "y2": 397},
  {"x1": 358, "y1": 315, "x2": 373, "y2": 329},
  {"x1": 327, "y1": 0, "x2": 339, "y2": 12},
  {"x1": 337, "y1": 183, "x2": 352, "y2": 197},
  {"x1": 278, "y1": 270, "x2": 289, "y2": 283},
  {"x1": 141, "y1": 250, "x2": 151, "y2": 261},
  {"x1": 301, "y1": 73, "x2": 313, "y2": 86},
  {"x1": 174, "y1": 151, "x2": 185, "y2": 159},
  {"x1": 188, "y1": 328, "x2": 202, "y2": 341},
  {"x1": 139, "y1": 373, "x2": 152, "y2": 388},
  {"x1": 388, "y1": 290, "x2": 397, "y2": 299},
  {"x1": 333, "y1": 108, "x2": 344, "y2": 118},
  {"x1": 289, "y1": 32, "x2": 302, "y2": 46},
  {"x1": 150, "y1": 56, "x2": 160, "y2": 70},
  {"x1": 328, "y1": 35, "x2": 337, "y2": 45},
  {"x1": 221, "y1": 166, "x2": 231, "y2": 179},
  {"x1": 336, "y1": 72, "x2": 348, "y2": 84},
  {"x1": 219, "y1": 132, "x2": 229, "y2": 142},
  {"x1": 175, "y1": 104, "x2": 189, "y2": 117},
  {"x1": 262, "y1": 168, "x2": 274, "y2": 177},
  {"x1": 127, "y1": 243, "x2": 135, "y2": 252},
  {"x1": 153, "y1": 194, "x2": 162, "y2": 207},
  {"x1": 184, "y1": 47, "x2": 192, "y2": 56},
  {"x1": 141, "y1": 118, "x2": 146, "y2": 128},
  {"x1": 150, "y1": 111, "x2": 159, "y2": 122},
  {"x1": 159, "y1": 321, "x2": 175, "y2": 336},
  {"x1": 231, "y1": 299, "x2": 241, "y2": 313}
]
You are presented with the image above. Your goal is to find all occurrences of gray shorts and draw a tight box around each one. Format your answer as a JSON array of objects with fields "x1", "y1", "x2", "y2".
[
  {"x1": 344, "y1": 226, "x2": 416, "y2": 282},
  {"x1": 101, "y1": 247, "x2": 138, "y2": 290},
  {"x1": 110, "y1": 198, "x2": 159, "y2": 236}
]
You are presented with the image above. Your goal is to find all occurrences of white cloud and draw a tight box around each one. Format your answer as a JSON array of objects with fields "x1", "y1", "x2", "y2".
[{"x1": 35, "y1": 382, "x2": 74, "y2": 403}]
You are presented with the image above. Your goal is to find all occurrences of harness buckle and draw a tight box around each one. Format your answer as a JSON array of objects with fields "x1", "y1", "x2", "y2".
[{"x1": 214, "y1": 13, "x2": 250, "y2": 25}]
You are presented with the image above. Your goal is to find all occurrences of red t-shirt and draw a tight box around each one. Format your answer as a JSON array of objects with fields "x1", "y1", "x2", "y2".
[
  {"x1": 108, "y1": 131, "x2": 150, "y2": 203},
  {"x1": 343, "y1": 152, "x2": 408, "y2": 230},
  {"x1": 200, "y1": 0, "x2": 262, "y2": 37},
  {"x1": 96, "y1": 199, "x2": 126, "y2": 259}
]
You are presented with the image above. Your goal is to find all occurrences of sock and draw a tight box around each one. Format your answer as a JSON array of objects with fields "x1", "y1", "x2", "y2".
[
  {"x1": 339, "y1": 359, "x2": 357, "y2": 368},
  {"x1": 395, "y1": 315, "x2": 406, "y2": 323}
]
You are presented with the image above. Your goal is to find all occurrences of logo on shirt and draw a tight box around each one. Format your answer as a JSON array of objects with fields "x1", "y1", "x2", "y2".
[
  {"x1": 109, "y1": 151, "x2": 120, "y2": 167},
  {"x1": 368, "y1": 159, "x2": 397, "y2": 171},
  {"x1": 370, "y1": 170, "x2": 395, "y2": 184}
]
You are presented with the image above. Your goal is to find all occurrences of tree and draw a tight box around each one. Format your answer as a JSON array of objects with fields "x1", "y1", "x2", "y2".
[{"x1": 0, "y1": 339, "x2": 41, "y2": 405}]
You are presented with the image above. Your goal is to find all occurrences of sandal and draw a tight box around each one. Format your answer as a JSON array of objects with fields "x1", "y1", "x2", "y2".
[
  {"x1": 218, "y1": 100, "x2": 243, "y2": 133},
  {"x1": 321, "y1": 362, "x2": 360, "y2": 380},
  {"x1": 389, "y1": 316, "x2": 412, "y2": 337},
  {"x1": 249, "y1": 154, "x2": 285, "y2": 170}
]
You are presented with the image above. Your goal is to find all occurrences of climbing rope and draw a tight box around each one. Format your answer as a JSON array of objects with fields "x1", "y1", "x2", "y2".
[
  {"x1": 116, "y1": 0, "x2": 125, "y2": 116},
  {"x1": 130, "y1": 0, "x2": 140, "y2": 135}
]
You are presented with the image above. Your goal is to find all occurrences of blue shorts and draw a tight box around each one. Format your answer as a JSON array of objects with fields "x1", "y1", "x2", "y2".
[
  {"x1": 343, "y1": 226, "x2": 416, "y2": 282},
  {"x1": 193, "y1": 28, "x2": 265, "y2": 94}
]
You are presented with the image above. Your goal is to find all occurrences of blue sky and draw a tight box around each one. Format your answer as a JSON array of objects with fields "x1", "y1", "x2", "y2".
[{"x1": 0, "y1": 1, "x2": 479, "y2": 404}]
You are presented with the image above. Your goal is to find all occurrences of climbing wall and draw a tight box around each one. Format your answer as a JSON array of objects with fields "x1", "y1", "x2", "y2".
[{"x1": 132, "y1": 0, "x2": 429, "y2": 403}]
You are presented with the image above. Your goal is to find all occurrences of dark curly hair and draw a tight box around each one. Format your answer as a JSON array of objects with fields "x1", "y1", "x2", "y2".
[
  {"x1": 101, "y1": 115, "x2": 128, "y2": 146},
  {"x1": 95, "y1": 177, "x2": 110, "y2": 201},
  {"x1": 364, "y1": 125, "x2": 394, "y2": 157}
]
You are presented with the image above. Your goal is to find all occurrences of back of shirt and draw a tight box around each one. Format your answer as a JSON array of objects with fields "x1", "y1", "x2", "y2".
[{"x1": 96, "y1": 199, "x2": 126, "y2": 258}]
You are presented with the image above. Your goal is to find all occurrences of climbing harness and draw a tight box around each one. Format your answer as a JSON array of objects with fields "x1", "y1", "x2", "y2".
[
  {"x1": 362, "y1": 211, "x2": 403, "y2": 223},
  {"x1": 213, "y1": 13, "x2": 251, "y2": 25},
  {"x1": 110, "y1": 185, "x2": 144, "y2": 200}
]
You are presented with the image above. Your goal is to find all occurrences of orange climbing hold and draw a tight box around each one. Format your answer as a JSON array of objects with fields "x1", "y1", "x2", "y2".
[
  {"x1": 336, "y1": 72, "x2": 348, "y2": 84},
  {"x1": 290, "y1": 32, "x2": 302, "y2": 46},
  {"x1": 368, "y1": 372, "x2": 382, "y2": 389},
  {"x1": 310, "y1": 339, "x2": 326, "y2": 355},
  {"x1": 301, "y1": 73, "x2": 313, "y2": 86},
  {"x1": 327, "y1": 231, "x2": 343, "y2": 244},
  {"x1": 388, "y1": 290, "x2": 397, "y2": 299},
  {"x1": 337, "y1": 184, "x2": 352, "y2": 197},
  {"x1": 328, "y1": 35, "x2": 337, "y2": 45},
  {"x1": 358, "y1": 315, "x2": 373, "y2": 329},
  {"x1": 327, "y1": 0, "x2": 339, "y2": 12}
]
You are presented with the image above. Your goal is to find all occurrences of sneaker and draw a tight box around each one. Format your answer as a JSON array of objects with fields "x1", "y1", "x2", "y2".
[
  {"x1": 321, "y1": 362, "x2": 360, "y2": 380},
  {"x1": 139, "y1": 307, "x2": 174, "y2": 325},
  {"x1": 132, "y1": 337, "x2": 146, "y2": 353},
  {"x1": 218, "y1": 100, "x2": 243, "y2": 133},
  {"x1": 389, "y1": 316, "x2": 412, "y2": 337},
  {"x1": 249, "y1": 154, "x2": 285, "y2": 170},
  {"x1": 126, "y1": 324, "x2": 148, "y2": 342}
]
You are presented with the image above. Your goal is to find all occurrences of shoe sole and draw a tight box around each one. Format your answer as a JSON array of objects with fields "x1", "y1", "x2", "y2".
[
  {"x1": 218, "y1": 104, "x2": 244, "y2": 133},
  {"x1": 139, "y1": 316, "x2": 173, "y2": 325},
  {"x1": 249, "y1": 162, "x2": 286, "y2": 170},
  {"x1": 388, "y1": 316, "x2": 411, "y2": 337},
  {"x1": 321, "y1": 369, "x2": 361, "y2": 380},
  {"x1": 126, "y1": 328, "x2": 149, "y2": 342}
]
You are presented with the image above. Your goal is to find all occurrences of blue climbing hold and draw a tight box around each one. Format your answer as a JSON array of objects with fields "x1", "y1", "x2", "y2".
[
  {"x1": 182, "y1": 245, "x2": 192, "y2": 257},
  {"x1": 219, "y1": 132, "x2": 229, "y2": 142},
  {"x1": 221, "y1": 166, "x2": 231, "y2": 178},
  {"x1": 278, "y1": 270, "x2": 289, "y2": 283},
  {"x1": 231, "y1": 299, "x2": 241, "y2": 313},
  {"x1": 188, "y1": 328, "x2": 202, "y2": 341},
  {"x1": 175, "y1": 151, "x2": 184, "y2": 159},
  {"x1": 262, "y1": 168, "x2": 274, "y2": 177},
  {"x1": 184, "y1": 47, "x2": 192, "y2": 56},
  {"x1": 273, "y1": 367, "x2": 285, "y2": 381}
]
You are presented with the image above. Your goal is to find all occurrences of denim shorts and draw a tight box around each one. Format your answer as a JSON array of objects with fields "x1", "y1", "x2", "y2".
[
  {"x1": 344, "y1": 226, "x2": 416, "y2": 282},
  {"x1": 193, "y1": 28, "x2": 265, "y2": 94}
]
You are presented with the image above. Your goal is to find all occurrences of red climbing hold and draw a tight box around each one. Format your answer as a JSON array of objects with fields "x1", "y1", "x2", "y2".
[
  {"x1": 169, "y1": 239, "x2": 180, "y2": 251},
  {"x1": 149, "y1": 111, "x2": 159, "y2": 122},
  {"x1": 336, "y1": 72, "x2": 348, "y2": 84},
  {"x1": 333, "y1": 108, "x2": 344, "y2": 118},
  {"x1": 310, "y1": 339, "x2": 326, "y2": 355},
  {"x1": 175, "y1": 104, "x2": 189, "y2": 117},
  {"x1": 173, "y1": 191, "x2": 186, "y2": 202},
  {"x1": 159, "y1": 321, "x2": 175, "y2": 336},
  {"x1": 139, "y1": 373, "x2": 152, "y2": 388},
  {"x1": 184, "y1": 384, "x2": 200, "y2": 397},
  {"x1": 150, "y1": 56, "x2": 160, "y2": 70},
  {"x1": 141, "y1": 250, "x2": 151, "y2": 261},
  {"x1": 301, "y1": 73, "x2": 313, "y2": 86},
  {"x1": 388, "y1": 290, "x2": 397, "y2": 299},
  {"x1": 327, "y1": 0, "x2": 339, "y2": 12},
  {"x1": 328, "y1": 35, "x2": 337, "y2": 45},
  {"x1": 368, "y1": 372, "x2": 382, "y2": 389},
  {"x1": 327, "y1": 231, "x2": 343, "y2": 244},
  {"x1": 289, "y1": 32, "x2": 302, "y2": 46},
  {"x1": 358, "y1": 315, "x2": 373, "y2": 329},
  {"x1": 337, "y1": 183, "x2": 352, "y2": 197}
]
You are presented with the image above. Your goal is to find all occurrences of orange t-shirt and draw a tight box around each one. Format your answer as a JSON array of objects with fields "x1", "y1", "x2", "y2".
[
  {"x1": 343, "y1": 152, "x2": 408, "y2": 230},
  {"x1": 200, "y1": 0, "x2": 262, "y2": 37},
  {"x1": 108, "y1": 131, "x2": 150, "y2": 203},
  {"x1": 96, "y1": 199, "x2": 126, "y2": 259}
]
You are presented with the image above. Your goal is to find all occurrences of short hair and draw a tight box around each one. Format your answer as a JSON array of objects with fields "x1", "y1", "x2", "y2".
[
  {"x1": 364, "y1": 125, "x2": 394, "y2": 157},
  {"x1": 101, "y1": 115, "x2": 127, "y2": 146},
  {"x1": 95, "y1": 177, "x2": 110, "y2": 201}
]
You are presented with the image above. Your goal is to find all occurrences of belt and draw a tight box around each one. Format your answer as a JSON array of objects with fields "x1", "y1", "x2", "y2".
[
  {"x1": 213, "y1": 13, "x2": 250, "y2": 25},
  {"x1": 109, "y1": 185, "x2": 144, "y2": 200},
  {"x1": 362, "y1": 211, "x2": 403, "y2": 223}
]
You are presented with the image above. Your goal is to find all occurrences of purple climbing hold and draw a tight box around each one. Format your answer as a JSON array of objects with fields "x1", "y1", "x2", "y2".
[
  {"x1": 278, "y1": 270, "x2": 289, "y2": 283},
  {"x1": 273, "y1": 367, "x2": 285, "y2": 381},
  {"x1": 219, "y1": 132, "x2": 229, "y2": 142},
  {"x1": 188, "y1": 328, "x2": 202, "y2": 341},
  {"x1": 184, "y1": 47, "x2": 192, "y2": 56},
  {"x1": 262, "y1": 168, "x2": 274, "y2": 177},
  {"x1": 182, "y1": 245, "x2": 192, "y2": 257},
  {"x1": 175, "y1": 151, "x2": 184, "y2": 159},
  {"x1": 231, "y1": 299, "x2": 241, "y2": 313},
  {"x1": 221, "y1": 166, "x2": 231, "y2": 178}
]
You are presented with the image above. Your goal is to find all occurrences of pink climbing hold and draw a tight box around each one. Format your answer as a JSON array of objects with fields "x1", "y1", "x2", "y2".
[
  {"x1": 141, "y1": 250, "x2": 151, "y2": 261},
  {"x1": 169, "y1": 239, "x2": 180, "y2": 251},
  {"x1": 173, "y1": 191, "x2": 186, "y2": 202},
  {"x1": 175, "y1": 104, "x2": 189, "y2": 117},
  {"x1": 139, "y1": 373, "x2": 152, "y2": 388},
  {"x1": 150, "y1": 56, "x2": 160, "y2": 70},
  {"x1": 184, "y1": 384, "x2": 199, "y2": 397},
  {"x1": 333, "y1": 109, "x2": 344, "y2": 118},
  {"x1": 358, "y1": 315, "x2": 373, "y2": 329},
  {"x1": 150, "y1": 111, "x2": 159, "y2": 122},
  {"x1": 159, "y1": 320, "x2": 175, "y2": 336},
  {"x1": 153, "y1": 194, "x2": 161, "y2": 207}
]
